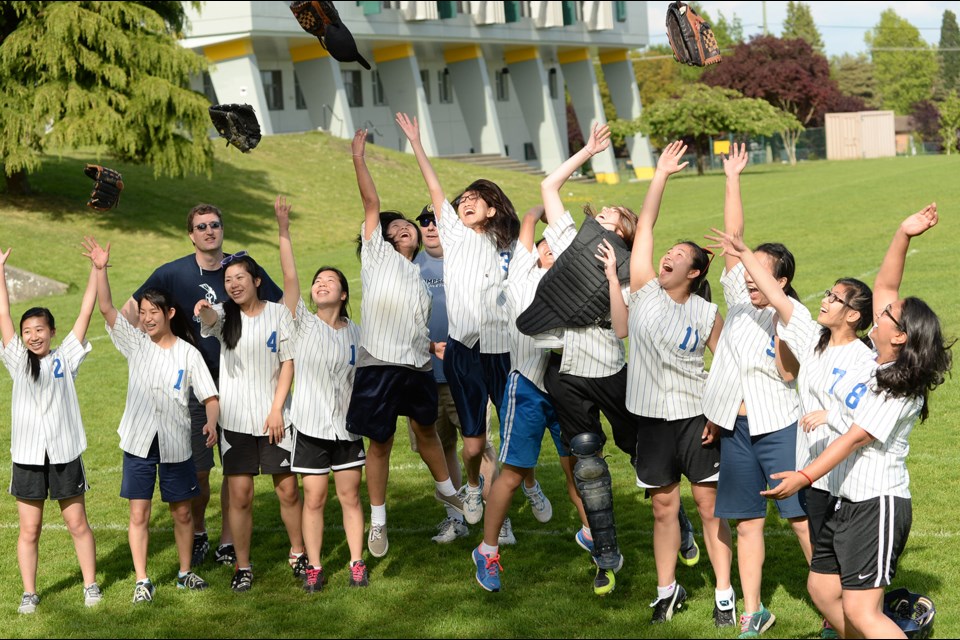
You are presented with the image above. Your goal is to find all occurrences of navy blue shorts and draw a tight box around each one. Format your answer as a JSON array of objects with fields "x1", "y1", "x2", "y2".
[
  {"x1": 498, "y1": 371, "x2": 568, "y2": 469},
  {"x1": 346, "y1": 365, "x2": 439, "y2": 443},
  {"x1": 120, "y1": 436, "x2": 201, "y2": 504},
  {"x1": 443, "y1": 339, "x2": 509, "y2": 439},
  {"x1": 714, "y1": 416, "x2": 806, "y2": 520}
]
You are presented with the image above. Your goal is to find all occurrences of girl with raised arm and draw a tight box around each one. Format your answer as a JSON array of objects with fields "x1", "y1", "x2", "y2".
[
  {"x1": 274, "y1": 195, "x2": 368, "y2": 590},
  {"x1": 344, "y1": 129, "x2": 463, "y2": 558},
  {"x1": 87, "y1": 237, "x2": 217, "y2": 604},
  {"x1": 1, "y1": 246, "x2": 101, "y2": 614}
]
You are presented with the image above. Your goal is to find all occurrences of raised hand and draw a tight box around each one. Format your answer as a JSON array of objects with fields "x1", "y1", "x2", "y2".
[
  {"x1": 656, "y1": 140, "x2": 690, "y2": 175},
  {"x1": 351, "y1": 128, "x2": 367, "y2": 157},
  {"x1": 274, "y1": 195, "x2": 292, "y2": 230},
  {"x1": 81, "y1": 236, "x2": 110, "y2": 270},
  {"x1": 395, "y1": 112, "x2": 420, "y2": 143},
  {"x1": 194, "y1": 298, "x2": 213, "y2": 319},
  {"x1": 584, "y1": 122, "x2": 612, "y2": 156},
  {"x1": 0, "y1": 247, "x2": 10, "y2": 267},
  {"x1": 704, "y1": 227, "x2": 747, "y2": 260},
  {"x1": 900, "y1": 202, "x2": 938, "y2": 238},
  {"x1": 595, "y1": 239, "x2": 619, "y2": 282},
  {"x1": 722, "y1": 142, "x2": 749, "y2": 178}
]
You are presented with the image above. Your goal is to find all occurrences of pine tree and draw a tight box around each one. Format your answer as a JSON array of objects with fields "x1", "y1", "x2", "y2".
[
  {"x1": 940, "y1": 10, "x2": 960, "y2": 92},
  {"x1": 782, "y1": 1, "x2": 824, "y2": 54},
  {"x1": 831, "y1": 53, "x2": 880, "y2": 109},
  {"x1": 867, "y1": 9, "x2": 938, "y2": 114},
  {"x1": 0, "y1": 1, "x2": 213, "y2": 194}
]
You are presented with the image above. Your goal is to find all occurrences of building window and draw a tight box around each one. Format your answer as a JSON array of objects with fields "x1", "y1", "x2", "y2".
[
  {"x1": 294, "y1": 72, "x2": 307, "y2": 110},
  {"x1": 438, "y1": 68, "x2": 453, "y2": 104},
  {"x1": 548, "y1": 68, "x2": 559, "y2": 100},
  {"x1": 495, "y1": 69, "x2": 509, "y2": 102},
  {"x1": 524, "y1": 142, "x2": 538, "y2": 161},
  {"x1": 342, "y1": 70, "x2": 363, "y2": 107},
  {"x1": 260, "y1": 70, "x2": 283, "y2": 111},
  {"x1": 372, "y1": 70, "x2": 386, "y2": 106},
  {"x1": 615, "y1": 1, "x2": 627, "y2": 22},
  {"x1": 420, "y1": 69, "x2": 431, "y2": 104},
  {"x1": 201, "y1": 72, "x2": 217, "y2": 104}
]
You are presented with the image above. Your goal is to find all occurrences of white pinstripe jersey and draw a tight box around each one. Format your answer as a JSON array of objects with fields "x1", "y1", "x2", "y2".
[
  {"x1": 505, "y1": 243, "x2": 550, "y2": 392},
  {"x1": 777, "y1": 306, "x2": 875, "y2": 492},
  {"x1": 627, "y1": 280, "x2": 718, "y2": 420},
  {"x1": 826, "y1": 361, "x2": 920, "y2": 501},
  {"x1": 108, "y1": 314, "x2": 218, "y2": 462},
  {"x1": 2, "y1": 333, "x2": 90, "y2": 465},
  {"x1": 543, "y1": 211, "x2": 626, "y2": 378},
  {"x1": 359, "y1": 221, "x2": 432, "y2": 367},
  {"x1": 290, "y1": 298, "x2": 361, "y2": 441},
  {"x1": 201, "y1": 301, "x2": 294, "y2": 436},
  {"x1": 437, "y1": 199, "x2": 512, "y2": 353},
  {"x1": 702, "y1": 263, "x2": 801, "y2": 434}
]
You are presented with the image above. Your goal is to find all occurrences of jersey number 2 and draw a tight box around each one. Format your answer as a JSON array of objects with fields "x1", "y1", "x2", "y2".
[{"x1": 266, "y1": 331, "x2": 278, "y2": 353}]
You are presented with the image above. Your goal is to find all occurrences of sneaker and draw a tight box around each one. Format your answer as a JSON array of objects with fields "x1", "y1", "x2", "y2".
[
  {"x1": 575, "y1": 529, "x2": 595, "y2": 555},
  {"x1": 498, "y1": 517, "x2": 516, "y2": 545},
  {"x1": 213, "y1": 543, "x2": 236, "y2": 565},
  {"x1": 290, "y1": 552, "x2": 309, "y2": 578},
  {"x1": 303, "y1": 566, "x2": 324, "y2": 593},
  {"x1": 231, "y1": 568, "x2": 253, "y2": 593},
  {"x1": 434, "y1": 489, "x2": 465, "y2": 515},
  {"x1": 431, "y1": 516, "x2": 469, "y2": 544},
  {"x1": 714, "y1": 601, "x2": 737, "y2": 628},
  {"x1": 368, "y1": 524, "x2": 389, "y2": 558},
  {"x1": 472, "y1": 546, "x2": 502, "y2": 592},
  {"x1": 523, "y1": 481, "x2": 553, "y2": 523},
  {"x1": 678, "y1": 532, "x2": 700, "y2": 567},
  {"x1": 18, "y1": 592, "x2": 39, "y2": 614},
  {"x1": 132, "y1": 581, "x2": 155, "y2": 604},
  {"x1": 738, "y1": 604, "x2": 776, "y2": 638},
  {"x1": 821, "y1": 618, "x2": 839, "y2": 639},
  {"x1": 191, "y1": 532, "x2": 210, "y2": 566},
  {"x1": 348, "y1": 560, "x2": 369, "y2": 587},
  {"x1": 593, "y1": 554, "x2": 624, "y2": 596},
  {"x1": 461, "y1": 476, "x2": 485, "y2": 525},
  {"x1": 650, "y1": 584, "x2": 688, "y2": 623},
  {"x1": 83, "y1": 583, "x2": 103, "y2": 608},
  {"x1": 176, "y1": 571, "x2": 208, "y2": 591}
]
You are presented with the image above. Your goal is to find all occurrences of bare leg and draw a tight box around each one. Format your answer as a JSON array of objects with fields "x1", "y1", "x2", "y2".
[
  {"x1": 219, "y1": 479, "x2": 233, "y2": 545},
  {"x1": 365, "y1": 438, "x2": 393, "y2": 508},
  {"x1": 691, "y1": 482, "x2": 732, "y2": 591},
  {"x1": 444, "y1": 444, "x2": 462, "y2": 490},
  {"x1": 482, "y1": 465, "x2": 526, "y2": 547},
  {"x1": 411, "y1": 421, "x2": 452, "y2": 483},
  {"x1": 559, "y1": 456, "x2": 588, "y2": 527},
  {"x1": 843, "y1": 587, "x2": 905, "y2": 639},
  {"x1": 790, "y1": 516, "x2": 813, "y2": 564},
  {"x1": 649, "y1": 484, "x2": 681, "y2": 587},
  {"x1": 301, "y1": 474, "x2": 329, "y2": 568},
  {"x1": 169, "y1": 500, "x2": 194, "y2": 573},
  {"x1": 809, "y1": 571, "x2": 847, "y2": 637},
  {"x1": 333, "y1": 468, "x2": 365, "y2": 562},
  {"x1": 16, "y1": 499, "x2": 43, "y2": 594},
  {"x1": 60, "y1": 496, "x2": 97, "y2": 586},
  {"x1": 192, "y1": 469, "x2": 211, "y2": 534},
  {"x1": 228, "y1": 475, "x2": 255, "y2": 567},
  {"x1": 736, "y1": 517, "x2": 766, "y2": 614},
  {"x1": 128, "y1": 499, "x2": 153, "y2": 581},
  {"x1": 273, "y1": 473, "x2": 305, "y2": 555}
]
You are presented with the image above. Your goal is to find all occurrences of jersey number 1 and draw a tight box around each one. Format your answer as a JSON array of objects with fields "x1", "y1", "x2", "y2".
[{"x1": 174, "y1": 369, "x2": 185, "y2": 391}]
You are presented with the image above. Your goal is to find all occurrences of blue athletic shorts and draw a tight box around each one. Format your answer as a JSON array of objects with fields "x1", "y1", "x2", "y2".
[
  {"x1": 443, "y1": 339, "x2": 509, "y2": 438},
  {"x1": 498, "y1": 371, "x2": 568, "y2": 469},
  {"x1": 120, "y1": 436, "x2": 200, "y2": 504},
  {"x1": 346, "y1": 365, "x2": 438, "y2": 443},
  {"x1": 714, "y1": 416, "x2": 806, "y2": 519}
]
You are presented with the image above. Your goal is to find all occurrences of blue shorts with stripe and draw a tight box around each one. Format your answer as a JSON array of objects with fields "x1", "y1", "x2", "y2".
[{"x1": 498, "y1": 371, "x2": 568, "y2": 469}]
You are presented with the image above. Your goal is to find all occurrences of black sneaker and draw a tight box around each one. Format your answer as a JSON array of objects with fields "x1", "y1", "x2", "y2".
[
  {"x1": 213, "y1": 544, "x2": 236, "y2": 565},
  {"x1": 191, "y1": 532, "x2": 209, "y2": 566},
  {"x1": 231, "y1": 567, "x2": 253, "y2": 593},
  {"x1": 348, "y1": 560, "x2": 369, "y2": 587},
  {"x1": 650, "y1": 584, "x2": 688, "y2": 623},
  {"x1": 303, "y1": 566, "x2": 325, "y2": 593},
  {"x1": 176, "y1": 571, "x2": 208, "y2": 591},
  {"x1": 714, "y1": 602, "x2": 736, "y2": 628},
  {"x1": 292, "y1": 553, "x2": 309, "y2": 579}
]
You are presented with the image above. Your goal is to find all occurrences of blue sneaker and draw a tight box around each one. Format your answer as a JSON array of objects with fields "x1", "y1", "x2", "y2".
[
  {"x1": 472, "y1": 546, "x2": 502, "y2": 592},
  {"x1": 738, "y1": 604, "x2": 776, "y2": 638},
  {"x1": 575, "y1": 529, "x2": 599, "y2": 566}
]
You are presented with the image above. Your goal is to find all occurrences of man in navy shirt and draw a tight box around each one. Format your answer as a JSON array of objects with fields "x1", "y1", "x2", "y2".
[{"x1": 121, "y1": 203, "x2": 282, "y2": 567}]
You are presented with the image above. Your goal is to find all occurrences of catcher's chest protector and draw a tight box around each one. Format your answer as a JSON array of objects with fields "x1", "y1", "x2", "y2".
[
  {"x1": 516, "y1": 217, "x2": 631, "y2": 336},
  {"x1": 666, "y1": 1, "x2": 722, "y2": 66}
]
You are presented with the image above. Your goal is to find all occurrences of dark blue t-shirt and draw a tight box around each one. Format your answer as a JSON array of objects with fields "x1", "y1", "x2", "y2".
[{"x1": 133, "y1": 253, "x2": 283, "y2": 376}]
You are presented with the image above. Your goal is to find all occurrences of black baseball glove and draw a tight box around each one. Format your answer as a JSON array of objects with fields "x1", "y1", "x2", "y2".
[
  {"x1": 208, "y1": 103, "x2": 262, "y2": 153},
  {"x1": 83, "y1": 164, "x2": 124, "y2": 211},
  {"x1": 290, "y1": 1, "x2": 371, "y2": 70}
]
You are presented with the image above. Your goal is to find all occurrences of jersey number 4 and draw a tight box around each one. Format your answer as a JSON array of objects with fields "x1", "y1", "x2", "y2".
[{"x1": 266, "y1": 331, "x2": 278, "y2": 353}]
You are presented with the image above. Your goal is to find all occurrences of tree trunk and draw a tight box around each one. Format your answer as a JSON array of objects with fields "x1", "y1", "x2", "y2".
[
  {"x1": 695, "y1": 135, "x2": 707, "y2": 175},
  {"x1": 4, "y1": 169, "x2": 32, "y2": 195},
  {"x1": 781, "y1": 129, "x2": 799, "y2": 166}
]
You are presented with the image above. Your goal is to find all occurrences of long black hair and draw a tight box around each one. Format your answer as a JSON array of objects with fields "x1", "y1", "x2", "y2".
[
  {"x1": 139, "y1": 289, "x2": 197, "y2": 348},
  {"x1": 453, "y1": 179, "x2": 519, "y2": 250},
  {"x1": 312, "y1": 265, "x2": 350, "y2": 319},
  {"x1": 815, "y1": 278, "x2": 872, "y2": 355},
  {"x1": 221, "y1": 255, "x2": 263, "y2": 350},
  {"x1": 875, "y1": 297, "x2": 953, "y2": 422},
  {"x1": 678, "y1": 240, "x2": 713, "y2": 302},
  {"x1": 355, "y1": 211, "x2": 422, "y2": 260},
  {"x1": 19, "y1": 307, "x2": 55, "y2": 383},
  {"x1": 754, "y1": 242, "x2": 799, "y2": 300}
]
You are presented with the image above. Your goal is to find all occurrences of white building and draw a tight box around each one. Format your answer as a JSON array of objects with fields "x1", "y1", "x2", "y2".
[{"x1": 183, "y1": 1, "x2": 655, "y2": 182}]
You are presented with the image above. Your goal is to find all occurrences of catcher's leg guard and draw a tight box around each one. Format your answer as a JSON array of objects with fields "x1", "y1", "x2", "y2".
[{"x1": 571, "y1": 433, "x2": 620, "y2": 570}]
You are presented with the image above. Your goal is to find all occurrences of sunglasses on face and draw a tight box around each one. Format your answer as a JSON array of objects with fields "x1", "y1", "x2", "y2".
[
  {"x1": 192, "y1": 221, "x2": 222, "y2": 232},
  {"x1": 220, "y1": 250, "x2": 248, "y2": 268},
  {"x1": 418, "y1": 216, "x2": 436, "y2": 228},
  {"x1": 822, "y1": 290, "x2": 852, "y2": 308}
]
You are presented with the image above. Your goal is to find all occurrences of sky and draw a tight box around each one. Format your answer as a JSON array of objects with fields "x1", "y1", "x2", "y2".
[{"x1": 646, "y1": 1, "x2": 958, "y2": 58}]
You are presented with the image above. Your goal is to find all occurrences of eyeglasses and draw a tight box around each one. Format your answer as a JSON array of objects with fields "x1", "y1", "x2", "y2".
[
  {"x1": 418, "y1": 216, "x2": 436, "y2": 228},
  {"x1": 880, "y1": 303, "x2": 903, "y2": 331},
  {"x1": 192, "y1": 221, "x2": 222, "y2": 232},
  {"x1": 454, "y1": 192, "x2": 481, "y2": 207},
  {"x1": 822, "y1": 290, "x2": 852, "y2": 309},
  {"x1": 702, "y1": 247, "x2": 717, "y2": 267},
  {"x1": 220, "y1": 250, "x2": 248, "y2": 267}
]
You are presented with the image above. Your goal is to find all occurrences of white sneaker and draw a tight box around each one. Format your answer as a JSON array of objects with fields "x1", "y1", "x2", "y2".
[
  {"x1": 368, "y1": 524, "x2": 389, "y2": 558},
  {"x1": 461, "y1": 475, "x2": 485, "y2": 525},
  {"x1": 83, "y1": 583, "x2": 103, "y2": 608},
  {"x1": 498, "y1": 517, "x2": 516, "y2": 545},
  {"x1": 431, "y1": 517, "x2": 469, "y2": 543},
  {"x1": 523, "y1": 481, "x2": 553, "y2": 523}
]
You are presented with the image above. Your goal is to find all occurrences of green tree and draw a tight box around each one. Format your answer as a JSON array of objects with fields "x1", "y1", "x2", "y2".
[
  {"x1": 831, "y1": 53, "x2": 880, "y2": 109},
  {"x1": 867, "y1": 9, "x2": 938, "y2": 114},
  {"x1": 0, "y1": 1, "x2": 212, "y2": 195},
  {"x1": 712, "y1": 10, "x2": 745, "y2": 51},
  {"x1": 625, "y1": 84, "x2": 801, "y2": 175},
  {"x1": 782, "y1": 1, "x2": 824, "y2": 53},
  {"x1": 940, "y1": 10, "x2": 960, "y2": 92},
  {"x1": 939, "y1": 90, "x2": 960, "y2": 154}
]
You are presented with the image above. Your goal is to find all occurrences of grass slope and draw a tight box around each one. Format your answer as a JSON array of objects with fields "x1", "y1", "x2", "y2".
[{"x1": 1, "y1": 134, "x2": 958, "y2": 638}]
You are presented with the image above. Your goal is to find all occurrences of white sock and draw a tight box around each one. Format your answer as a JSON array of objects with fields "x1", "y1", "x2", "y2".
[
  {"x1": 716, "y1": 586, "x2": 736, "y2": 610},
  {"x1": 445, "y1": 505, "x2": 464, "y2": 520},
  {"x1": 371, "y1": 503, "x2": 387, "y2": 527},
  {"x1": 522, "y1": 480, "x2": 540, "y2": 496},
  {"x1": 435, "y1": 478, "x2": 456, "y2": 496},
  {"x1": 657, "y1": 581, "x2": 676, "y2": 600},
  {"x1": 479, "y1": 542, "x2": 498, "y2": 556}
]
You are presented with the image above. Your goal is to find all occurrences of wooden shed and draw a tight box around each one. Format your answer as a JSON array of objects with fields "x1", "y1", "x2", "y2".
[{"x1": 825, "y1": 111, "x2": 896, "y2": 160}]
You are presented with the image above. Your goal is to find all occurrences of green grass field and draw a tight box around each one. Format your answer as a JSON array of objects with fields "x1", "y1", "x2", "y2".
[{"x1": 1, "y1": 133, "x2": 958, "y2": 639}]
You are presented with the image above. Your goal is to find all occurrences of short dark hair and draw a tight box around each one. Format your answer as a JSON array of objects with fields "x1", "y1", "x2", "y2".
[{"x1": 186, "y1": 204, "x2": 223, "y2": 233}]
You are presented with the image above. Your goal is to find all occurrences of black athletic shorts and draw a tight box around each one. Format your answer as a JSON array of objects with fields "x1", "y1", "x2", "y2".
[
  {"x1": 10, "y1": 456, "x2": 88, "y2": 501},
  {"x1": 805, "y1": 487, "x2": 838, "y2": 549},
  {"x1": 291, "y1": 430, "x2": 366, "y2": 475},
  {"x1": 633, "y1": 414, "x2": 720, "y2": 488},
  {"x1": 221, "y1": 429, "x2": 293, "y2": 476}
]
